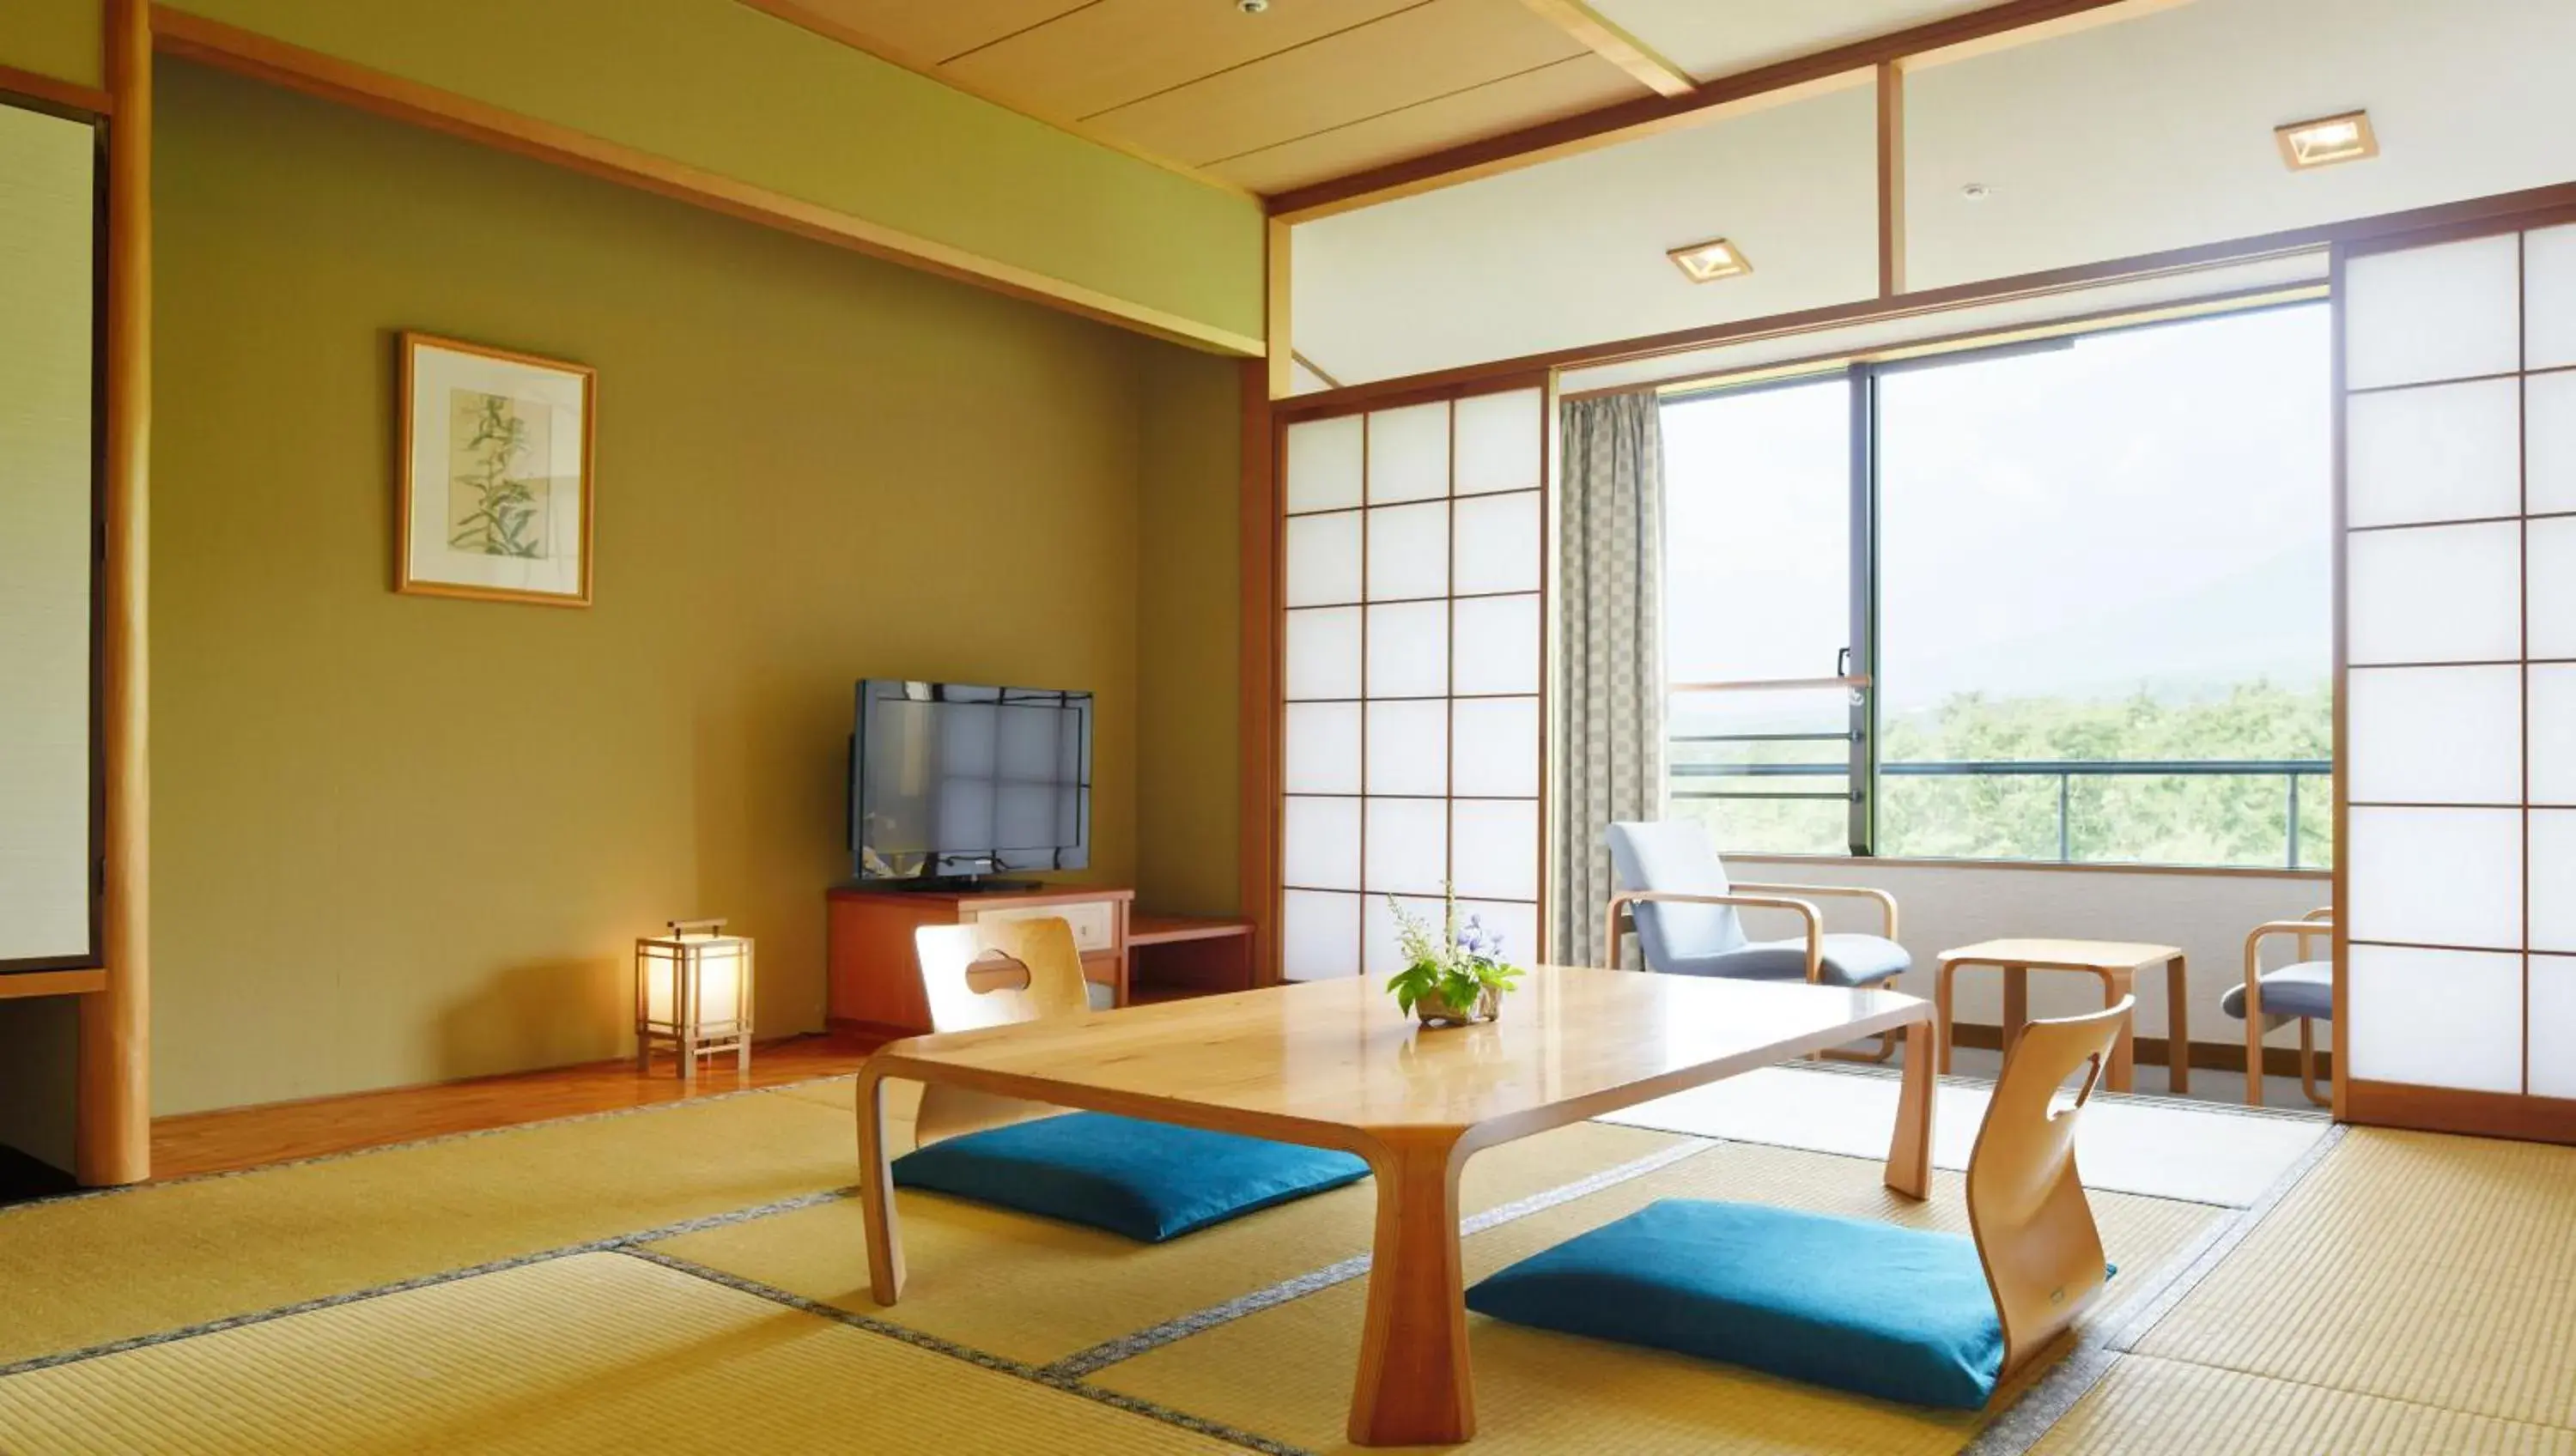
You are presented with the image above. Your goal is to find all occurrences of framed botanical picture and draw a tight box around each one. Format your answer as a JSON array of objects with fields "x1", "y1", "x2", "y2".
[{"x1": 397, "y1": 332, "x2": 596, "y2": 606}]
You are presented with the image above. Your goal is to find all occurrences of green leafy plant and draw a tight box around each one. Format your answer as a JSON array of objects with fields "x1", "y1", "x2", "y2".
[
  {"x1": 1384, "y1": 884, "x2": 1523, "y2": 1021},
  {"x1": 449, "y1": 393, "x2": 544, "y2": 559}
]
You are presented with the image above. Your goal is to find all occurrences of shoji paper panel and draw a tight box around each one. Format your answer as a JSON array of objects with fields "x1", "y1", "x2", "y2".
[
  {"x1": 0, "y1": 104, "x2": 96, "y2": 965},
  {"x1": 1276, "y1": 388, "x2": 1546, "y2": 980},
  {"x1": 2347, "y1": 945, "x2": 2524, "y2": 1094},
  {"x1": 2531, "y1": 955, "x2": 2576, "y2": 1099},
  {"x1": 2342, "y1": 220, "x2": 2576, "y2": 1103}
]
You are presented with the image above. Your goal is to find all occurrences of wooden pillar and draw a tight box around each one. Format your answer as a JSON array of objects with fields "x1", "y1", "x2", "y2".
[
  {"x1": 1237, "y1": 359, "x2": 1278, "y2": 985},
  {"x1": 78, "y1": 0, "x2": 151, "y2": 1187}
]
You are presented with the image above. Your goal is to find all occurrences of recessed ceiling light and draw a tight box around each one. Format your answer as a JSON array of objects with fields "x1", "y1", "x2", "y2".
[
  {"x1": 1668, "y1": 238, "x2": 1751, "y2": 283},
  {"x1": 1960, "y1": 183, "x2": 1991, "y2": 201},
  {"x1": 2275, "y1": 111, "x2": 2377, "y2": 170}
]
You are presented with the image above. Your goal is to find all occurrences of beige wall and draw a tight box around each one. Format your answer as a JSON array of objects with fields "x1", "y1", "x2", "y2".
[
  {"x1": 0, "y1": 0, "x2": 100, "y2": 89},
  {"x1": 145, "y1": 60, "x2": 1234, "y2": 1116},
  {"x1": 1135, "y1": 349, "x2": 1243, "y2": 919},
  {"x1": 166, "y1": 0, "x2": 1264, "y2": 348}
]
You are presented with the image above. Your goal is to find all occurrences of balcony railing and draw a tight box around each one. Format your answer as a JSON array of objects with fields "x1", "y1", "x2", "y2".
[{"x1": 1669, "y1": 755, "x2": 2335, "y2": 867}]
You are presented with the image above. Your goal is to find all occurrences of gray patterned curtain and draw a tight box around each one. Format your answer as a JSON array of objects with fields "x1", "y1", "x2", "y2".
[{"x1": 1553, "y1": 391, "x2": 1666, "y2": 967}]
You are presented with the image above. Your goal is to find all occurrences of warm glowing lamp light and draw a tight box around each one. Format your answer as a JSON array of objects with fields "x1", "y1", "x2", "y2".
[
  {"x1": 635, "y1": 918, "x2": 755, "y2": 1083},
  {"x1": 2275, "y1": 111, "x2": 2378, "y2": 170},
  {"x1": 1667, "y1": 237, "x2": 1753, "y2": 282}
]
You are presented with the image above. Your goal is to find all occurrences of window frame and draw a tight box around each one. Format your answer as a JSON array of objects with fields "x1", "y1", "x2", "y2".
[{"x1": 1661, "y1": 299, "x2": 2336, "y2": 871}]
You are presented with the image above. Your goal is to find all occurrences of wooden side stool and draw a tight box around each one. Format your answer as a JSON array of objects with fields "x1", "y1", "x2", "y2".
[{"x1": 1934, "y1": 938, "x2": 2188, "y2": 1095}]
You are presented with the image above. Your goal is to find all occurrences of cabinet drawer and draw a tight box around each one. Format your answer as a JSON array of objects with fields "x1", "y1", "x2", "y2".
[{"x1": 971, "y1": 900, "x2": 1119, "y2": 954}]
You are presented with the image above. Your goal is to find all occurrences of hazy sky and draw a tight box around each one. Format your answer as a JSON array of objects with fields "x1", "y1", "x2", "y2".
[{"x1": 1662, "y1": 303, "x2": 2334, "y2": 721}]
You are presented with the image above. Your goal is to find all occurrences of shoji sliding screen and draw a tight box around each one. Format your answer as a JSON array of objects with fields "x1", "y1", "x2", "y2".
[
  {"x1": 1277, "y1": 385, "x2": 1548, "y2": 981},
  {"x1": 0, "y1": 100, "x2": 99, "y2": 972},
  {"x1": 2339, "y1": 210, "x2": 2576, "y2": 1136}
]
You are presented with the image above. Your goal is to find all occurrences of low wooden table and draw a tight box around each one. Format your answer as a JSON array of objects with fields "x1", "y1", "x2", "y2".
[
  {"x1": 855, "y1": 966, "x2": 1935, "y2": 1447},
  {"x1": 1934, "y1": 938, "x2": 2187, "y2": 1095}
]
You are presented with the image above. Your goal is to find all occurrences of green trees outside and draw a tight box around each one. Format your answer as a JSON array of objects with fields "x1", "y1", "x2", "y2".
[{"x1": 1674, "y1": 681, "x2": 2333, "y2": 868}]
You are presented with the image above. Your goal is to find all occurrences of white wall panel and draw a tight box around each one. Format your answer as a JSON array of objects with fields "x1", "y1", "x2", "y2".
[
  {"x1": 1291, "y1": 84, "x2": 1876, "y2": 387},
  {"x1": 1905, "y1": 0, "x2": 2576, "y2": 292}
]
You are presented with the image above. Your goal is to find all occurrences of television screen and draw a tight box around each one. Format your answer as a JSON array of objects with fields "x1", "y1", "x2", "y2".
[{"x1": 852, "y1": 680, "x2": 1091, "y2": 883}]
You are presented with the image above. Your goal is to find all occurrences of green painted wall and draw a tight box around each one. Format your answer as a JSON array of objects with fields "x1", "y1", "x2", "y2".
[
  {"x1": 150, "y1": 60, "x2": 1236, "y2": 1115},
  {"x1": 0, "y1": 0, "x2": 100, "y2": 89},
  {"x1": 165, "y1": 0, "x2": 1265, "y2": 348},
  {"x1": 1135, "y1": 350, "x2": 1242, "y2": 918}
]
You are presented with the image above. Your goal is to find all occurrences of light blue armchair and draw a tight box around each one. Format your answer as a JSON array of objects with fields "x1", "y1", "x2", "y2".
[{"x1": 1602, "y1": 820, "x2": 1912, "y2": 1057}]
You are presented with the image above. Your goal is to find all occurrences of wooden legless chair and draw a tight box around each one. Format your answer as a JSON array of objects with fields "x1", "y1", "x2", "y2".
[
  {"x1": 1968, "y1": 998, "x2": 2129, "y2": 1383},
  {"x1": 906, "y1": 918, "x2": 1093, "y2": 1150}
]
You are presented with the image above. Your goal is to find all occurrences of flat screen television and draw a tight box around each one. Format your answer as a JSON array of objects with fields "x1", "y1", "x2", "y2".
[{"x1": 849, "y1": 679, "x2": 1092, "y2": 887}]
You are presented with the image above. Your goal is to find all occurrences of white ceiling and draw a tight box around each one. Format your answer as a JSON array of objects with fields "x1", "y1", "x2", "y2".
[
  {"x1": 1904, "y1": 0, "x2": 2576, "y2": 289},
  {"x1": 1595, "y1": 0, "x2": 1993, "y2": 81},
  {"x1": 1292, "y1": 0, "x2": 2576, "y2": 391},
  {"x1": 1293, "y1": 82, "x2": 1879, "y2": 386}
]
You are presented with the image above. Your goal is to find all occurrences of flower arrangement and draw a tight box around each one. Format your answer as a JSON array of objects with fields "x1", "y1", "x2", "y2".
[{"x1": 1384, "y1": 885, "x2": 1524, "y2": 1028}]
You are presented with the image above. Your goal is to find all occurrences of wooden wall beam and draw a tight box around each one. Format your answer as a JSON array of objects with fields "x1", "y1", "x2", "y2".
[
  {"x1": 0, "y1": 59, "x2": 114, "y2": 116},
  {"x1": 148, "y1": 7, "x2": 1265, "y2": 358},
  {"x1": 1267, "y1": 0, "x2": 2137, "y2": 221},
  {"x1": 1519, "y1": 0, "x2": 1696, "y2": 99},
  {"x1": 80, "y1": 0, "x2": 153, "y2": 1189}
]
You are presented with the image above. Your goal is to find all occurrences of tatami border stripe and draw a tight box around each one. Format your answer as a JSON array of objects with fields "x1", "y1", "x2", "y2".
[
  {"x1": 1795, "y1": 1056, "x2": 2336, "y2": 1125},
  {"x1": 622, "y1": 1247, "x2": 1313, "y2": 1456},
  {"x1": 1959, "y1": 1119, "x2": 2351, "y2": 1456},
  {"x1": 1042, "y1": 1137, "x2": 1719, "y2": 1378},
  {"x1": 0, "y1": 1071, "x2": 865, "y2": 1219},
  {"x1": 0, "y1": 1184, "x2": 854, "y2": 1380}
]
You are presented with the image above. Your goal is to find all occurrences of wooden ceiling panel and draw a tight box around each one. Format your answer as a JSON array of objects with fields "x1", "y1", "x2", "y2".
[
  {"x1": 943, "y1": 0, "x2": 1429, "y2": 124},
  {"x1": 1085, "y1": 0, "x2": 1600, "y2": 168},
  {"x1": 773, "y1": 0, "x2": 1088, "y2": 70},
  {"x1": 1209, "y1": 52, "x2": 1640, "y2": 193}
]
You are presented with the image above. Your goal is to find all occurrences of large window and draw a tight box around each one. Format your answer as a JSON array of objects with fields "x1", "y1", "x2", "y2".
[{"x1": 1662, "y1": 301, "x2": 2335, "y2": 868}]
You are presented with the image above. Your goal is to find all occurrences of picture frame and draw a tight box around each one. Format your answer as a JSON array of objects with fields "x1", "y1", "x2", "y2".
[{"x1": 396, "y1": 331, "x2": 596, "y2": 606}]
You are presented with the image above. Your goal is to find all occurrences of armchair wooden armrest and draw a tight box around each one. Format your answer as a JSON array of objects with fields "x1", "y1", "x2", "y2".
[
  {"x1": 1603, "y1": 890, "x2": 1826, "y2": 983},
  {"x1": 2240, "y1": 913, "x2": 2335, "y2": 1022},
  {"x1": 1727, "y1": 882, "x2": 1901, "y2": 942}
]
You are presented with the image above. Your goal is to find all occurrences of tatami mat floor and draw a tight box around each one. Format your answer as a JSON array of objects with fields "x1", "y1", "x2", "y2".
[{"x1": 0, "y1": 1072, "x2": 2563, "y2": 1456}]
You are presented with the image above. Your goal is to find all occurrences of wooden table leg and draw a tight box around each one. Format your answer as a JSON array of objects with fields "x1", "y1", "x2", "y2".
[
  {"x1": 2002, "y1": 965, "x2": 2029, "y2": 1061},
  {"x1": 2165, "y1": 955, "x2": 2190, "y2": 1095},
  {"x1": 857, "y1": 1065, "x2": 907, "y2": 1306},
  {"x1": 1885, "y1": 1016, "x2": 1935, "y2": 1200},
  {"x1": 1348, "y1": 1135, "x2": 1473, "y2": 1447},
  {"x1": 1935, "y1": 959, "x2": 1958, "y2": 1075},
  {"x1": 2102, "y1": 968, "x2": 2136, "y2": 1093}
]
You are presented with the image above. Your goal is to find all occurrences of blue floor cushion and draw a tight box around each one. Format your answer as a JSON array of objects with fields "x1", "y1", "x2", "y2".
[
  {"x1": 1467, "y1": 1198, "x2": 2098, "y2": 1410},
  {"x1": 891, "y1": 1112, "x2": 1370, "y2": 1243}
]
